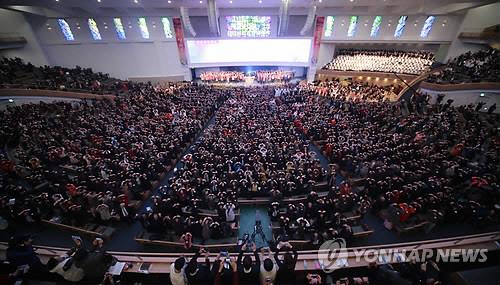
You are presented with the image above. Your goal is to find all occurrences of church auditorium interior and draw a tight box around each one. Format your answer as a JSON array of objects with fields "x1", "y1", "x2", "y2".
[{"x1": 0, "y1": 0, "x2": 500, "y2": 284}]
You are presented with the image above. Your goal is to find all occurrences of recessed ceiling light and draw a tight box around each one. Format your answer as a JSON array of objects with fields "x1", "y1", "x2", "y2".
[
  {"x1": 319, "y1": 0, "x2": 322, "y2": 3},
  {"x1": 168, "y1": 0, "x2": 171, "y2": 2},
  {"x1": 97, "y1": 0, "x2": 101, "y2": 2},
  {"x1": 104, "y1": 25, "x2": 108, "y2": 29},
  {"x1": 229, "y1": 0, "x2": 232, "y2": 3},
  {"x1": 259, "y1": 0, "x2": 262, "y2": 3},
  {"x1": 134, "y1": 0, "x2": 138, "y2": 3},
  {"x1": 350, "y1": 0, "x2": 354, "y2": 2},
  {"x1": 200, "y1": 0, "x2": 203, "y2": 3}
]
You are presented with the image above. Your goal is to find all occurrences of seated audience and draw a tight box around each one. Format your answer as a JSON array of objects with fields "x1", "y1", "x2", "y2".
[
  {"x1": 0, "y1": 57, "x2": 127, "y2": 94},
  {"x1": 0, "y1": 82, "x2": 228, "y2": 234},
  {"x1": 427, "y1": 48, "x2": 500, "y2": 84}
]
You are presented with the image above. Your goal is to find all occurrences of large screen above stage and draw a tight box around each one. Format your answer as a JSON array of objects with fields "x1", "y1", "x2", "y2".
[{"x1": 186, "y1": 39, "x2": 312, "y2": 67}]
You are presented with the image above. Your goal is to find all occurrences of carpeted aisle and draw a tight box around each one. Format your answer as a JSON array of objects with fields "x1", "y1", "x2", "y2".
[{"x1": 238, "y1": 205, "x2": 272, "y2": 248}]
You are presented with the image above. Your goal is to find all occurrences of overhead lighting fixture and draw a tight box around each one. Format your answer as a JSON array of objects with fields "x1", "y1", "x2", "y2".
[
  {"x1": 259, "y1": 0, "x2": 262, "y2": 3},
  {"x1": 350, "y1": 0, "x2": 354, "y2": 2},
  {"x1": 229, "y1": 0, "x2": 232, "y2": 3},
  {"x1": 97, "y1": 0, "x2": 101, "y2": 2},
  {"x1": 480, "y1": 93, "x2": 485, "y2": 97},
  {"x1": 200, "y1": 0, "x2": 203, "y2": 3},
  {"x1": 134, "y1": 0, "x2": 138, "y2": 3},
  {"x1": 319, "y1": 0, "x2": 322, "y2": 3},
  {"x1": 168, "y1": 0, "x2": 171, "y2": 2},
  {"x1": 8, "y1": 99, "x2": 14, "y2": 103}
]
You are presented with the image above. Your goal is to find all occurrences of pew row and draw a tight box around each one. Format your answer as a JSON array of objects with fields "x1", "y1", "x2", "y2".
[{"x1": 41, "y1": 220, "x2": 116, "y2": 240}]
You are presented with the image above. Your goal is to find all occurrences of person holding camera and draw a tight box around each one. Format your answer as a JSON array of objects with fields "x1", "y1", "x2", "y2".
[
  {"x1": 274, "y1": 241, "x2": 298, "y2": 285},
  {"x1": 186, "y1": 248, "x2": 212, "y2": 285},
  {"x1": 214, "y1": 254, "x2": 238, "y2": 285},
  {"x1": 237, "y1": 243, "x2": 260, "y2": 285}
]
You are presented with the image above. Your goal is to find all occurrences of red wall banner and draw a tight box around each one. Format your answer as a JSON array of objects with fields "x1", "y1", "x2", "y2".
[
  {"x1": 173, "y1": 17, "x2": 188, "y2": 66},
  {"x1": 311, "y1": 16, "x2": 325, "y2": 65}
]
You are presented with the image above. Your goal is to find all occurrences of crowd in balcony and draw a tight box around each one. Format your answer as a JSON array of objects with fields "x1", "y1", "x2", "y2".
[
  {"x1": 426, "y1": 48, "x2": 500, "y2": 84},
  {"x1": 322, "y1": 49, "x2": 434, "y2": 75},
  {"x1": 0, "y1": 57, "x2": 127, "y2": 94}
]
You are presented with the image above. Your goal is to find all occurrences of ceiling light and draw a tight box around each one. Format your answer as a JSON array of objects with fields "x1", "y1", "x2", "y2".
[
  {"x1": 104, "y1": 26, "x2": 108, "y2": 29},
  {"x1": 168, "y1": 0, "x2": 171, "y2": 2},
  {"x1": 97, "y1": 0, "x2": 101, "y2": 2},
  {"x1": 259, "y1": 0, "x2": 262, "y2": 3},
  {"x1": 319, "y1": 0, "x2": 322, "y2": 3},
  {"x1": 134, "y1": 0, "x2": 138, "y2": 3},
  {"x1": 200, "y1": 0, "x2": 203, "y2": 3},
  {"x1": 229, "y1": 0, "x2": 232, "y2": 3},
  {"x1": 350, "y1": 0, "x2": 354, "y2": 2}
]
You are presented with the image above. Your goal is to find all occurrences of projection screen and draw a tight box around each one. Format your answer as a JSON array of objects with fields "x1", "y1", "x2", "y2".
[{"x1": 186, "y1": 38, "x2": 312, "y2": 67}]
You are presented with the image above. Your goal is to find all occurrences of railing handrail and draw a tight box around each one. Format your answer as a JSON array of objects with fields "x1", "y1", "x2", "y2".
[{"x1": 1, "y1": 231, "x2": 498, "y2": 258}]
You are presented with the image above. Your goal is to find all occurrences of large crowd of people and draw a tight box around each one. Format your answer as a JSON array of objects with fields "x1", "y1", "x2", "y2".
[
  {"x1": 302, "y1": 79, "x2": 402, "y2": 102},
  {"x1": 200, "y1": 71, "x2": 245, "y2": 83},
  {"x1": 426, "y1": 48, "x2": 500, "y2": 84},
  {"x1": 0, "y1": 57, "x2": 127, "y2": 94},
  {"x1": 295, "y1": 83, "x2": 500, "y2": 238},
  {"x1": 1, "y1": 51, "x2": 499, "y2": 284},
  {"x1": 0, "y1": 82, "x2": 228, "y2": 233},
  {"x1": 140, "y1": 86, "x2": 326, "y2": 244},
  {"x1": 322, "y1": 50, "x2": 434, "y2": 75}
]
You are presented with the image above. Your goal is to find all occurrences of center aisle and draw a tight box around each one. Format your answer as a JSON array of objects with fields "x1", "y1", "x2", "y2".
[{"x1": 238, "y1": 205, "x2": 272, "y2": 249}]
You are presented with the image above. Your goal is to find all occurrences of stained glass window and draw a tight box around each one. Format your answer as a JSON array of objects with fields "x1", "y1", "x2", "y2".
[
  {"x1": 57, "y1": 19, "x2": 74, "y2": 41},
  {"x1": 394, "y1": 16, "x2": 408, "y2": 38},
  {"x1": 370, "y1": 16, "x2": 382, "y2": 37},
  {"x1": 138, "y1": 17, "x2": 150, "y2": 39},
  {"x1": 324, "y1": 16, "x2": 335, "y2": 37},
  {"x1": 88, "y1": 18, "x2": 102, "y2": 40},
  {"x1": 225, "y1": 16, "x2": 271, "y2": 38},
  {"x1": 347, "y1": 16, "x2": 358, "y2": 37},
  {"x1": 420, "y1": 16, "x2": 436, "y2": 38},
  {"x1": 113, "y1": 18, "x2": 126, "y2": 40},
  {"x1": 161, "y1": 17, "x2": 173, "y2": 39}
]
